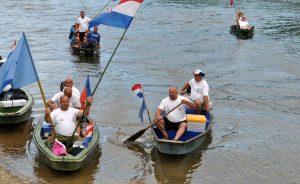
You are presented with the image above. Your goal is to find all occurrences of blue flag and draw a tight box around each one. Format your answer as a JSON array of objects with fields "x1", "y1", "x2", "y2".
[
  {"x1": 138, "y1": 99, "x2": 147, "y2": 122},
  {"x1": 0, "y1": 33, "x2": 37, "y2": 93}
]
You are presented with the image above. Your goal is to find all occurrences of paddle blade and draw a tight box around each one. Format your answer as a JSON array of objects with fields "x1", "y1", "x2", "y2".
[{"x1": 124, "y1": 128, "x2": 147, "y2": 143}]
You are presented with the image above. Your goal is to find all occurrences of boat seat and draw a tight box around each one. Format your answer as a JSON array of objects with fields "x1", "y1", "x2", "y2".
[
  {"x1": 0, "y1": 99, "x2": 27, "y2": 107},
  {"x1": 154, "y1": 128, "x2": 201, "y2": 141}
]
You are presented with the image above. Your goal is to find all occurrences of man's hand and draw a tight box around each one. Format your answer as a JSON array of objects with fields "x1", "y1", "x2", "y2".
[
  {"x1": 181, "y1": 99, "x2": 188, "y2": 104},
  {"x1": 45, "y1": 107, "x2": 51, "y2": 115},
  {"x1": 86, "y1": 97, "x2": 93, "y2": 105},
  {"x1": 180, "y1": 90, "x2": 185, "y2": 95},
  {"x1": 157, "y1": 115, "x2": 163, "y2": 121}
]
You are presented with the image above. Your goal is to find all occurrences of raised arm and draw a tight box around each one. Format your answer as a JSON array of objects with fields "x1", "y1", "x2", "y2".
[{"x1": 180, "y1": 82, "x2": 190, "y2": 95}]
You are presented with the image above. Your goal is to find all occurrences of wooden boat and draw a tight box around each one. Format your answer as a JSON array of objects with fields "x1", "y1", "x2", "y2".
[
  {"x1": 151, "y1": 111, "x2": 213, "y2": 155},
  {"x1": 0, "y1": 89, "x2": 34, "y2": 124},
  {"x1": 33, "y1": 121, "x2": 100, "y2": 171},
  {"x1": 70, "y1": 43, "x2": 100, "y2": 56},
  {"x1": 230, "y1": 25, "x2": 254, "y2": 39}
]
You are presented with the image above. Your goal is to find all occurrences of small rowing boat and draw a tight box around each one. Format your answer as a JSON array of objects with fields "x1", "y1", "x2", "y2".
[
  {"x1": 70, "y1": 44, "x2": 100, "y2": 56},
  {"x1": 33, "y1": 121, "x2": 100, "y2": 171},
  {"x1": 0, "y1": 89, "x2": 34, "y2": 124},
  {"x1": 230, "y1": 25, "x2": 254, "y2": 39},
  {"x1": 151, "y1": 111, "x2": 213, "y2": 155}
]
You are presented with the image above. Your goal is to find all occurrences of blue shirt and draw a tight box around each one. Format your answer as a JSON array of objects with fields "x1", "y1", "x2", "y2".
[{"x1": 87, "y1": 31, "x2": 100, "y2": 44}]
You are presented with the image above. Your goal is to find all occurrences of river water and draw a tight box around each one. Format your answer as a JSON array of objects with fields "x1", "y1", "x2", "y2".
[{"x1": 0, "y1": 0, "x2": 299, "y2": 183}]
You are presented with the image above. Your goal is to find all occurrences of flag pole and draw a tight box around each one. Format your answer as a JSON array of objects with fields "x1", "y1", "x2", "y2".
[
  {"x1": 67, "y1": 28, "x2": 129, "y2": 148},
  {"x1": 22, "y1": 32, "x2": 56, "y2": 137},
  {"x1": 94, "y1": 0, "x2": 112, "y2": 18},
  {"x1": 140, "y1": 84, "x2": 152, "y2": 124}
]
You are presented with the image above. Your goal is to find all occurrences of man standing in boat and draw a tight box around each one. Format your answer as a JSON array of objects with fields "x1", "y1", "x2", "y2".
[
  {"x1": 180, "y1": 69, "x2": 212, "y2": 114},
  {"x1": 156, "y1": 87, "x2": 195, "y2": 140},
  {"x1": 77, "y1": 11, "x2": 91, "y2": 43},
  {"x1": 45, "y1": 95, "x2": 93, "y2": 147}
]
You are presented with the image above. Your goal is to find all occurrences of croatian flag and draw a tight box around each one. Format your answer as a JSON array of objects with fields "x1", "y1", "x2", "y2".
[
  {"x1": 80, "y1": 75, "x2": 92, "y2": 110},
  {"x1": 89, "y1": 0, "x2": 143, "y2": 29},
  {"x1": 132, "y1": 83, "x2": 143, "y2": 98},
  {"x1": 132, "y1": 84, "x2": 147, "y2": 122}
]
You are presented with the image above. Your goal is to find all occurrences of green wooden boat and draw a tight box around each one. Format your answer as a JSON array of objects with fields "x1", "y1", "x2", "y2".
[
  {"x1": 33, "y1": 121, "x2": 100, "y2": 171},
  {"x1": 0, "y1": 89, "x2": 33, "y2": 124}
]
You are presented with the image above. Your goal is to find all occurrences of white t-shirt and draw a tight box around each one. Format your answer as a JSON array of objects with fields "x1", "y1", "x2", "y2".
[
  {"x1": 189, "y1": 78, "x2": 209, "y2": 101},
  {"x1": 77, "y1": 16, "x2": 91, "y2": 32},
  {"x1": 51, "y1": 92, "x2": 81, "y2": 108},
  {"x1": 50, "y1": 107, "x2": 81, "y2": 136},
  {"x1": 158, "y1": 96, "x2": 190, "y2": 123},
  {"x1": 239, "y1": 20, "x2": 250, "y2": 29}
]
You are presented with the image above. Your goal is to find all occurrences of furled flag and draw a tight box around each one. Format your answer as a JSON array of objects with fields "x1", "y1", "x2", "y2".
[
  {"x1": 80, "y1": 75, "x2": 92, "y2": 110},
  {"x1": 0, "y1": 33, "x2": 37, "y2": 93},
  {"x1": 132, "y1": 84, "x2": 147, "y2": 122},
  {"x1": 89, "y1": 0, "x2": 143, "y2": 29}
]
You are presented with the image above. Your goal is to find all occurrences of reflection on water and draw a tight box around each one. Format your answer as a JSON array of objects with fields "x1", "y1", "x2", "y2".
[
  {"x1": 126, "y1": 131, "x2": 212, "y2": 184},
  {"x1": 34, "y1": 145, "x2": 101, "y2": 184},
  {"x1": 151, "y1": 132, "x2": 212, "y2": 184},
  {"x1": 0, "y1": 119, "x2": 33, "y2": 156}
]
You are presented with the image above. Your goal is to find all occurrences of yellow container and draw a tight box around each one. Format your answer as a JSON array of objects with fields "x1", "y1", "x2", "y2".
[{"x1": 186, "y1": 114, "x2": 206, "y2": 123}]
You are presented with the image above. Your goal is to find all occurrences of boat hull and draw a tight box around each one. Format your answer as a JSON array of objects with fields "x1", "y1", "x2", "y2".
[
  {"x1": 70, "y1": 44, "x2": 100, "y2": 56},
  {"x1": 152, "y1": 113, "x2": 213, "y2": 155},
  {"x1": 0, "y1": 90, "x2": 34, "y2": 124},
  {"x1": 33, "y1": 121, "x2": 100, "y2": 171},
  {"x1": 230, "y1": 25, "x2": 254, "y2": 39}
]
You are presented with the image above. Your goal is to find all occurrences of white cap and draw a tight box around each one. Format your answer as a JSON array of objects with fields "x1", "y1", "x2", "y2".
[{"x1": 193, "y1": 69, "x2": 205, "y2": 76}]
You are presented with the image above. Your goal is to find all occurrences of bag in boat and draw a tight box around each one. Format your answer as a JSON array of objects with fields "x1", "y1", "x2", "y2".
[{"x1": 52, "y1": 138, "x2": 67, "y2": 156}]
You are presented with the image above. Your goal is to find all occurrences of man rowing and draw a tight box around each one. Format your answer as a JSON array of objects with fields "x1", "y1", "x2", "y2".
[
  {"x1": 180, "y1": 69, "x2": 212, "y2": 114},
  {"x1": 48, "y1": 87, "x2": 81, "y2": 109},
  {"x1": 156, "y1": 87, "x2": 195, "y2": 140},
  {"x1": 45, "y1": 95, "x2": 92, "y2": 147}
]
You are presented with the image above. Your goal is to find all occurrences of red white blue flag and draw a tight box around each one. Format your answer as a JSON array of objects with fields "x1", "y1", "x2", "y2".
[
  {"x1": 132, "y1": 83, "x2": 143, "y2": 98},
  {"x1": 89, "y1": 0, "x2": 143, "y2": 29},
  {"x1": 132, "y1": 84, "x2": 147, "y2": 122},
  {"x1": 80, "y1": 75, "x2": 92, "y2": 110}
]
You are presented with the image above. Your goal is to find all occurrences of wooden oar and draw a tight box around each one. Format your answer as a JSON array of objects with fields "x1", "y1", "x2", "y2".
[{"x1": 124, "y1": 102, "x2": 183, "y2": 143}]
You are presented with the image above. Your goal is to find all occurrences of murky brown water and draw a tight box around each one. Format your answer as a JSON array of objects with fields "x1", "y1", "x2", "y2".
[{"x1": 0, "y1": 0, "x2": 299, "y2": 183}]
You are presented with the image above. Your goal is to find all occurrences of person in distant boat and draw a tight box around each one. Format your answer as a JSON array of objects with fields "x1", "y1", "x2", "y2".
[
  {"x1": 238, "y1": 16, "x2": 253, "y2": 30},
  {"x1": 180, "y1": 69, "x2": 212, "y2": 114},
  {"x1": 83, "y1": 26, "x2": 100, "y2": 49},
  {"x1": 45, "y1": 95, "x2": 93, "y2": 147},
  {"x1": 236, "y1": 10, "x2": 244, "y2": 28},
  {"x1": 69, "y1": 23, "x2": 80, "y2": 45},
  {"x1": 77, "y1": 11, "x2": 91, "y2": 43},
  {"x1": 156, "y1": 87, "x2": 196, "y2": 140},
  {"x1": 236, "y1": 11, "x2": 253, "y2": 30},
  {"x1": 63, "y1": 77, "x2": 80, "y2": 98},
  {"x1": 48, "y1": 87, "x2": 81, "y2": 109}
]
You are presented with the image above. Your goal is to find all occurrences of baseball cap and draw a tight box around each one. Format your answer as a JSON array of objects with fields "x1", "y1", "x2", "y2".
[{"x1": 193, "y1": 69, "x2": 205, "y2": 76}]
